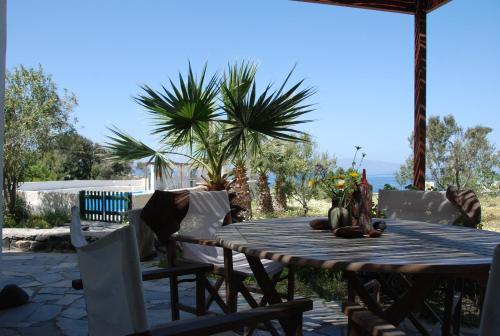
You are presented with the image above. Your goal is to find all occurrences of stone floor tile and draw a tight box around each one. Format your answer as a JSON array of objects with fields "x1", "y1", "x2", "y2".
[
  {"x1": 46, "y1": 280, "x2": 71, "y2": 288},
  {"x1": 56, "y1": 318, "x2": 87, "y2": 336},
  {"x1": 60, "y1": 307, "x2": 86, "y2": 320},
  {"x1": 36, "y1": 287, "x2": 65, "y2": 295},
  {"x1": 0, "y1": 328, "x2": 22, "y2": 336},
  {"x1": 31, "y1": 294, "x2": 62, "y2": 303},
  {"x1": 17, "y1": 281, "x2": 41, "y2": 288},
  {"x1": 68, "y1": 298, "x2": 86, "y2": 310},
  {"x1": 34, "y1": 273, "x2": 64, "y2": 284},
  {"x1": 28, "y1": 304, "x2": 62, "y2": 322},
  {"x1": 17, "y1": 322, "x2": 61, "y2": 336},
  {"x1": 315, "y1": 325, "x2": 345, "y2": 336},
  {"x1": 55, "y1": 294, "x2": 81, "y2": 306},
  {"x1": 0, "y1": 303, "x2": 42, "y2": 326}
]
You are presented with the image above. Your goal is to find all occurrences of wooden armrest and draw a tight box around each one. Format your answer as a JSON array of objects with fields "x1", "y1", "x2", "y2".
[
  {"x1": 72, "y1": 263, "x2": 213, "y2": 290},
  {"x1": 344, "y1": 302, "x2": 405, "y2": 336},
  {"x1": 149, "y1": 298, "x2": 313, "y2": 336},
  {"x1": 170, "y1": 235, "x2": 221, "y2": 247}
]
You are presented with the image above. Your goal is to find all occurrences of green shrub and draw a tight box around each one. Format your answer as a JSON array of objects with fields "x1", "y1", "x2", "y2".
[
  {"x1": 295, "y1": 267, "x2": 346, "y2": 301},
  {"x1": 43, "y1": 210, "x2": 70, "y2": 227},
  {"x1": 3, "y1": 213, "x2": 19, "y2": 228},
  {"x1": 12, "y1": 197, "x2": 31, "y2": 223},
  {"x1": 24, "y1": 216, "x2": 52, "y2": 229}
]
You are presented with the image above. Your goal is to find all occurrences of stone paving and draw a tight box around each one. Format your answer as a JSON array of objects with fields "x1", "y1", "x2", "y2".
[{"x1": 0, "y1": 252, "x2": 348, "y2": 336}]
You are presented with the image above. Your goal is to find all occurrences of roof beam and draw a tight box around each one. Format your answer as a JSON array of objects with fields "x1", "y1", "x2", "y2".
[
  {"x1": 294, "y1": 0, "x2": 452, "y2": 14},
  {"x1": 295, "y1": 0, "x2": 415, "y2": 14}
]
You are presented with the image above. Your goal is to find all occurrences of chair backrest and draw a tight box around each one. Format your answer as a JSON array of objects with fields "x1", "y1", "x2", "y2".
[
  {"x1": 480, "y1": 245, "x2": 500, "y2": 336},
  {"x1": 177, "y1": 191, "x2": 231, "y2": 264},
  {"x1": 70, "y1": 206, "x2": 87, "y2": 248},
  {"x1": 128, "y1": 208, "x2": 156, "y2": 260},
  {"x1": 378, "y1": 190, "x2": 461, "y2": 224},
  {"x1": 75, "y1": 224, "x2": 149, "y2": 336}
]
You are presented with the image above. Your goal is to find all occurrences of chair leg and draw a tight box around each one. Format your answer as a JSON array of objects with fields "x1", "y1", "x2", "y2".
[
  {"x1": 169, "y1": 275, "x2": 180, "y2": 321},
  {"x1": 287, "y1": 265, "x2": 295, "y2": 301},
  {"x1": 204, "y1": 277, "x2": 230, "y2": 314},
  {"x1": 205, "y1": 276, "x2": 224, "y2": 310},
  {"x1": 285, "y1": 312, "x2": 303, "y2": 336},
  {"x1": 195, "y1": 273, "x2": 206, "y2": 316}
]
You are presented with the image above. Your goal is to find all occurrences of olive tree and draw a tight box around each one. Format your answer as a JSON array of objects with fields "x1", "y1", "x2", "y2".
[{"x1": 3, "y1": 65, "x2": 76, "y2": 214}]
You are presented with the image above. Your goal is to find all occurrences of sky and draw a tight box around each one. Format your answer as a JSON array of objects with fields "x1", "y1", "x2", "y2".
[{"x1": 6, "y1": 0, "x2": 500, "y2": 165}]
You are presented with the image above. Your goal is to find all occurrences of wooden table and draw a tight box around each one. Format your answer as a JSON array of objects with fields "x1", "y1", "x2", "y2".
[{"x1": 215, "y1": 217, "x2": 500, "y2": 335}]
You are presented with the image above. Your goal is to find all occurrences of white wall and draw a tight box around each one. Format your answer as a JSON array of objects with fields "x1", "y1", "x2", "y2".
[{"x1": 0, "y1": 0, "x2": 7, "y2": 288}]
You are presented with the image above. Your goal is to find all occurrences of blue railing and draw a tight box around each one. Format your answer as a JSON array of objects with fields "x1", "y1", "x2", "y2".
[{"x1": 79, "y1": 190, "x2": 132, "y2": 223}]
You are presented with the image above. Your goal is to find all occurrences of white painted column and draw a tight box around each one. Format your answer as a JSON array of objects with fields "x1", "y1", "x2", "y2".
[
  {"x1": 149, "y1": 164, "x2": 155, "y2": 191},
  {"x1": 0, "y1": 0, "x2": 7, "y2": 288}
]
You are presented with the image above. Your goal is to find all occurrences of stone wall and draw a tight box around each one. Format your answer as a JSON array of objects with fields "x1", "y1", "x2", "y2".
[{"x1": 2, "y1": 223, "x2": 122, "y2": 252}]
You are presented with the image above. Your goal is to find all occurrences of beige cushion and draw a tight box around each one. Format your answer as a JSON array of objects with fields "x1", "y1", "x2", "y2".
[{"x1": 378, "y1": 190, "x2": 461, "y2": 224}]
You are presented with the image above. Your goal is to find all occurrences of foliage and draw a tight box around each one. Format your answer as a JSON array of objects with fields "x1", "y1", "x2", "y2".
[
  {"x1": 42, "y1": 210, "x2": 70, "y2": 227},
  {"x1": 3, "y1": 65, "x2": 76, "y2": 214},
  {"x1": 295, "y1": 267, "x2": 346, "y2": 301},
  {"x1": 383, "y1": 184, "x2": 396, "y2": 190},
  {"x1": 106, "y1": 62, "x2": 314, "y2": 190},
  {"x1": 396, "y1": 115, "x2": 499, "y2": 193},
  {"x1": 394, "y1": 154, "x2": 413, "y2": 189},
  {"x1": 273, "y1": 135, "x2": 335, "y2": 216},
  {"x1": 312, "y1": 146, "x2": 364, "y2": 208},
  {"x1": 24, "y1": 131, "x2": 132, "y2": 181}
]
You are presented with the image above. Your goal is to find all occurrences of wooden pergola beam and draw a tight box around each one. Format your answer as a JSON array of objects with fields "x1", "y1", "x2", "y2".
[
  {"x1": 295, "y1": 0, "x2": 450, "y2": 14},
  {"x1": 296, "y1": 0, "x2": 415, "y2": 14}
]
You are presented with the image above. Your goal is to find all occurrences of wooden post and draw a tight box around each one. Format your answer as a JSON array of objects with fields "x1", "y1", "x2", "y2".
[
  {"x1": 413, "y1": 0, "x2": 427, "y2": 190},
  {"x1": 0, "y1": 0, "x2": 6, "y2": 289}
]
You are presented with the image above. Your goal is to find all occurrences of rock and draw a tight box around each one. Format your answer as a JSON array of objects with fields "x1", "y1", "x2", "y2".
[{"x1": 0, "y1": 285, "x2": 30, "y2": 310}]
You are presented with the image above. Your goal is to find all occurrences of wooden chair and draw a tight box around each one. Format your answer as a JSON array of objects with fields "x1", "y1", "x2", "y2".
[
  {"x1": 479, "y1": 244, "x2": 500, "y2": 336},
  {"x1": 152, "y1": 190, "x2": 295, "y2": 322},
  {"x1": 344, "y1": 245, "x2": 500, "y2": 336},
  {"x1": 73, "y1": 223, "x2": 312, "y2": 336},
  {"x1": 376, "y1": 189, "x2": 466, "y2": 331},
  {"x1": 344, "y1": 302, "x2": 405, "y2": 336},
  {"x1": 70, "y1": 206, "x2": 212, "y2": 321}
]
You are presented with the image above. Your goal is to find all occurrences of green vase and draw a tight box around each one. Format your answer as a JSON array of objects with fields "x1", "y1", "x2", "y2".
[{"x1": 328, "y1": 207, "x2": 350, "y2": 230}]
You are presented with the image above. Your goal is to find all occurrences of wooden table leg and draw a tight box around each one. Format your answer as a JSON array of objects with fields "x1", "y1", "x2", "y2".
[
  {"x1": 245, "y1": 255, "x2": 284, "y2": 305},
  {"x1": 246, "y1": 255, "x2": 293, "y2": 334},
  {"x1": 223, "y1": 247, "x2": 238, "y2": 313}
]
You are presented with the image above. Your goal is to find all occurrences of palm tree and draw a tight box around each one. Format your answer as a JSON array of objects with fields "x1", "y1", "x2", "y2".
[
  {"x1": 250, "y1": 141, "x2": 276, "y2": 214},
  {"x1": 106, "y1": 62, "x2": 314, "y2": 194}
]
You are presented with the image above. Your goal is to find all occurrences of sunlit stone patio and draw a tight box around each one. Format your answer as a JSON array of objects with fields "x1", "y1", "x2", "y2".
[{"x1": 0, "y1": 252, "x2": 349, "y2": 336}]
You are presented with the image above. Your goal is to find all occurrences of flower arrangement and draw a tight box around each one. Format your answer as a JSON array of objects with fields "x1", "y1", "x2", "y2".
[{"x1": 312, "y1": 146, "x2": 366, "y2": 208}]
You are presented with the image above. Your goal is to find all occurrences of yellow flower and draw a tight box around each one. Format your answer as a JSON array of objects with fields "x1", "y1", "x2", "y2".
[
  {"x1": 335, "y1": 180, "x2": 345, "y2": 189},
  {"x1": 349, "y1": 171, "x2": 359, "y2": 179},
  {"x1": 338, "y1": 174, "x2": 345, "y2": 179},
  {"x1": 309, "y1": 179, "x2": 316, "y2": 188}
]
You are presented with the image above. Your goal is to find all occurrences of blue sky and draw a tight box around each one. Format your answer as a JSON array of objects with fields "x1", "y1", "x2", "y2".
[{"x1": 6, "y1": 0, "x2": 500, "y2": 164}]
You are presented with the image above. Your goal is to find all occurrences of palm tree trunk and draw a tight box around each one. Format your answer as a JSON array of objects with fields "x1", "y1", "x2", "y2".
[
  {"x1": 232, "y1": 164, "x2": 252, "y2": 219},
  {"x1": 274, "y1": 174, "x2": 287, "y2": 212},
  {"x1": 257, "y1": 172, "x2": 273, "y2": 214}
]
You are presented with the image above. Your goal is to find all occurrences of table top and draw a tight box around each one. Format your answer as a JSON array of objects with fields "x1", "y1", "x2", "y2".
[{"x1": 215, "y1": 217, "x2": 500, "y2": 276}]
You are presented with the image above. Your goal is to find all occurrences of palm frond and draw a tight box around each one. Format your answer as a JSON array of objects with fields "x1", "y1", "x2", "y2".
[
  {"x1": 134, "y1": 62, "x2": 221, "y2": 149},
  {"x1": 221, "y1": 61, "x2": 258, "y2": 106},
  {"x1": 221, "y1": 69, "x2": 315, "y2": 157},
  {"x1": 105, "y1": 127, "x2": 173, "y2": 178}
]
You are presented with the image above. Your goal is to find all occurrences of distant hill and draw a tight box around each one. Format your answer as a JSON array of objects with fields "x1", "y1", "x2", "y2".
[{"x1": 336, "y1": 158, "x2": 401, "y2": 175}]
